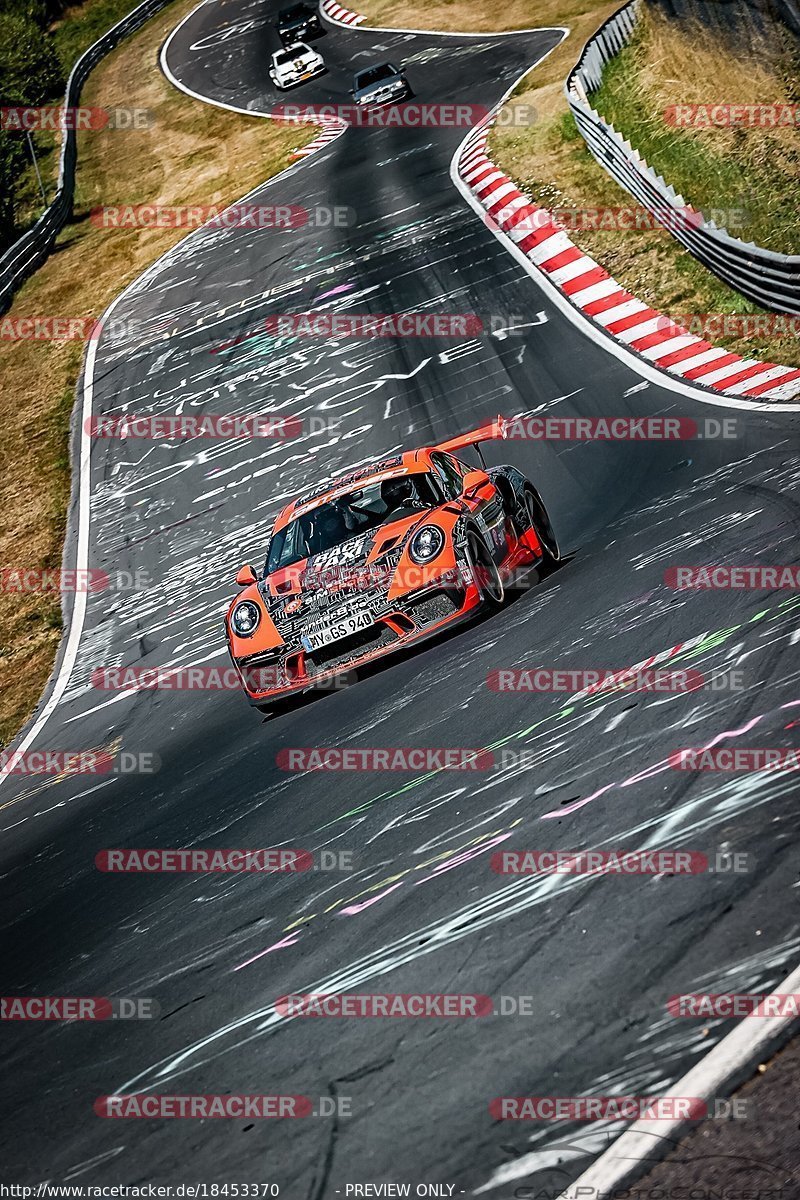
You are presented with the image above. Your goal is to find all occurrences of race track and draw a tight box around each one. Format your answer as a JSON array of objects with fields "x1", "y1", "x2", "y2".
[{"x1": 1, "y1": 0, "x2": 799, "y2": 1193}]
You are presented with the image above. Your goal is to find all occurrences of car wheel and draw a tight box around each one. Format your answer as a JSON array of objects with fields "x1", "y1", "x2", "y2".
[
  {"x1": 523, "y1": 487, "x2": 560, "y2": 563},
  {"x1": 465, "y1": 528, "x2": 505, "y2": 608}
]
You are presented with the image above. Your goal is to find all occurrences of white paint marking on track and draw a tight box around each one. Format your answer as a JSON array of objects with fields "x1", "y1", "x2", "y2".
[
  {"x1": 0, "y1": 6, "x2": 354, "y2": 786},
  {"x1": 550, "y1": 959, "x2": 800, "y2": 1200}
]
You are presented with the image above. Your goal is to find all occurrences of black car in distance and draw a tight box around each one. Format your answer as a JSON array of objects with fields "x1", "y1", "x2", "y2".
[{"x1": 275, "y1": 2, "x2": 323, "y2": 46}]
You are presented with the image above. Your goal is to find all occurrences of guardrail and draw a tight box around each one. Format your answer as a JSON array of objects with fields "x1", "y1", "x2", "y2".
[
  {"x1": 564, "y1": 0, "x2": 800, "y2": 314},
  {"x1": 0, "y1": 0, "x2": 171, "y2": 315}
]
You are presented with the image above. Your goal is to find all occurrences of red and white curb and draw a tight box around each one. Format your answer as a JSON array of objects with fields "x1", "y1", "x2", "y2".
[
  {"x1": 160, "y1": 15, "x2": 348, "y2": 163},
  {"x1": 458, "y1": 127, "x2": 800, "y2": 402},
  {"x1": 320, "y1": 0, "x2": 365, "y2": 25},
  {"x1": 288, "y1": 114, "x2": 348, "y2": 158}
]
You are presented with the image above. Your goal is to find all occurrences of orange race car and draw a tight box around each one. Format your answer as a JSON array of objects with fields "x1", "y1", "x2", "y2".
[{"x1": 224, "y1": 417, "x2": 559, "y2": 712}]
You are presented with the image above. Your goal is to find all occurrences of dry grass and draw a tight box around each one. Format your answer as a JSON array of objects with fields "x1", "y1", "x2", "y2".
[
  {"x1": 592, "y1": 6, "x2": 800, "y2": 253},
  {"x1": 484, "y1": 5, "x2": 800, "y2": 366},
  {"x1": 358, "y1": 0, "x2": 600, "y2": 35},
  {"x1": 0, "y1": 0, "x2": 314, "y2": 747}
]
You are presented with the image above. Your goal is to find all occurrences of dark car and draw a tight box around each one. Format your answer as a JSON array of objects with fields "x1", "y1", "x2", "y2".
[
  {"x1": 351, "y1": 61, "x2": 412, "y2": 106},
  {"x1": 276, "y1": 2, "x2": 322, "y2": 45}
]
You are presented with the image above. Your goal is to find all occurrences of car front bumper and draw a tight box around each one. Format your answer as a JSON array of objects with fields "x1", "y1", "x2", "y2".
[
  {"x1": 232, "y1": 577, "x2": 480, "y2": 707},
  {"x1": 271, "y1": 62, "x2": 326, "y2": 88}
]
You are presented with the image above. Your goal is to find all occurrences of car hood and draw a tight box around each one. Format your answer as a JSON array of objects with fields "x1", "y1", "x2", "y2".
[
  {"x1": 264, "y1": 512, "x2": 427, "y2": 600},
  {"x1": 354, "y1": 76, "x2": 404, "y2": 100},
  {"x1": 274, "y1": 51, "x2": 315, "y2": 69}
]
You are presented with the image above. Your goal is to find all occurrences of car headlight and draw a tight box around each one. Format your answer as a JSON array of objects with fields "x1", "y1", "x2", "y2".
[
  {"x1": 231, "y1": 600, "x2": 261, "y2": 637},
  {"x1": 408, "y1": 525, "x2": 445, "y2": 565}
]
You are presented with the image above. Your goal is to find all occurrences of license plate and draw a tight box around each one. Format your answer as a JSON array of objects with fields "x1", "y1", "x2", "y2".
[{"x1": 302, "y1": 609, "x2": 373, "y2": 652}]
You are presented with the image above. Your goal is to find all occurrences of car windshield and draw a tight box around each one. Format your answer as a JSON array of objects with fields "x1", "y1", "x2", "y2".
[
  {"x1": 355, "y1": 64, "x2": 397, "y2": 88},
  {"x1": 265, "y1": 472, "x2": 443, "y2": 573},
  {"x1": 275, "y1": 46, "x2": 307, "y2": 61}
]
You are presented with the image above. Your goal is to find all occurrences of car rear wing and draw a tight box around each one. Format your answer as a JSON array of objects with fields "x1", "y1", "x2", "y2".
[{"x1": 434, "y1": 416, "x2": 508, "y2": 465}]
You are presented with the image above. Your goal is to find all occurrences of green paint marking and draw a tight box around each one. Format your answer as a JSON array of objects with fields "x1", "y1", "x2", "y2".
[{"x1": 312, "y1": 599, "x2": 792, "y2": 836}]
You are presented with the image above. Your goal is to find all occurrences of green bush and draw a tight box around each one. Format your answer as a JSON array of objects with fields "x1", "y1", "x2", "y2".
[{"x1": 0, "y1": 1, "x2": 65, "y2": 251}]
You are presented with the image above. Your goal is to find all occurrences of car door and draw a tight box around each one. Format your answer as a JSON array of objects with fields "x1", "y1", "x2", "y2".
[{"x1": 431, "y1": 452, "x2": 507, "y2": 564}]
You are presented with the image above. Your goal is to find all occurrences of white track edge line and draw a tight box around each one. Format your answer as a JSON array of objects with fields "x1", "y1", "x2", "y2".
[
  {"x1": 554, "y1": 959, "x2": 800, "y2": 1200},
  {"x1": 4, "y1": 0, "x2": 797, "y2": 787},
  {"x1": 0, "y1": 0, "x2": 345, "y2": 786},
  {"x1": 445, "y1": 56, "x2": 800, "y2": 411},
  {"x1": 320, "y1": 0, "x2": 570, "y2": 39}
]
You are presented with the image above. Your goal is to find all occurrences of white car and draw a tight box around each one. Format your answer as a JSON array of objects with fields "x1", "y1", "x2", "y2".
[{"x1": 269, "y1": 42, "x2": 325, "y2": 89}]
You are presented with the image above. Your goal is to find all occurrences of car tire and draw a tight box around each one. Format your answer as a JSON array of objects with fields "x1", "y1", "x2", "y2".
[
  {"x1": 465, "y1": 528, "x2": 505, "y2": 608},
  {"x1": 522, "y1": 486, "x2": 560, "y2": 564}
]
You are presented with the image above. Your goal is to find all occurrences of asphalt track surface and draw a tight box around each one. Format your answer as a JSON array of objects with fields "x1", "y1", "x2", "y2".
[{"x1": 1, "y1": 0, "x2": 800, "y2": 1193}]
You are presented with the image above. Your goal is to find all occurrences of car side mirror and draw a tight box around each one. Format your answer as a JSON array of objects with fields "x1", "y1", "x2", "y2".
[
  {"x1": 236, "y1": 564, "x2": 257, "y2": 586},
  {"x1": 462, "y1": 469, "x2": 491, "y2": 498}
]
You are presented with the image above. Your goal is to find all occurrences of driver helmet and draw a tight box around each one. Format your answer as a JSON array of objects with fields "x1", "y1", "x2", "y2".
[
  {"x1": 381, "y1": 476, "x2": 413, "y2": 511},
  {"x1": 331, "y1": 496, "x2": 363, "y2": 532}
]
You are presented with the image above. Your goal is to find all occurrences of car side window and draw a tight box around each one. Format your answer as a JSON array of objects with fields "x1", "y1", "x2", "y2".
[{"x1": 431, "y1": 453, "x2": 463, "y2": 500}]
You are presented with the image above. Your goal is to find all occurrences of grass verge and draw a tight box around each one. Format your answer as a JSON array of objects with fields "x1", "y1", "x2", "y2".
[
  {"x1": 14, "y1": 0, "x2": 151, "y2": 240},
  {"x1": 590, "y1": 5, "x2": 800, "y2": 255},
  {"x1": 0, "y1": 0, "x2": 314, "y2": 747},
  {"x1": 356, "y1": 0, "x2": 800, "y2": 368}
]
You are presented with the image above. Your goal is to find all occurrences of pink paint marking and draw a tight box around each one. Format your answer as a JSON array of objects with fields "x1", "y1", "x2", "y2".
[
  {"x1": 697, "y1": 714, "x2": 764, "y2": 750},
  {"x1": 541, "y1": 782, "x2": 614, "y2": 819},
  {"x1": 339, "y1": 881, "x2": 404, "y2": 915},
  {"x1": 541, "y1": 710, "x2": 777, "y2": 820},
  {"x1": 232, "y1": 933, "x2": 301, "y2": 972},
  {"x1": 415, "y1": 832, "x2": 514, "y2": 884},
  {"x1": 316, "y1": 284, "x2": 355, "y2": 301},
  {"x1": 620, "y1": 758, "x2": 674, "y2": 788}
]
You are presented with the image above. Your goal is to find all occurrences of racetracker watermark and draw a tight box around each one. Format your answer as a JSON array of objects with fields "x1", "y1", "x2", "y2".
[
  {"x1": 668, "y1": 993, "x2": 800, "y2": 1018},
  {"x1": 90, "y1": 666, "x2": 355, "y2": 692},
  {"x1": 90, "y1": 204, "x2": 355, "y2": 229},
  {"x1": 0, "y1": 568, "x2": 151, "y2": 593},
  {"x1": 656, "y1": 313, "x2": 800, "y2": 339},
  {"x1": 665, "y1": 566, "x2": 800, "y2": 589},
  {"x1": 0, "y1": 316, "x2": 141, "y2": 341},
  {"x1": 276, "y1": 993, "x2": 493, "y2": 1017},
  {"x1": 490, "y1": 850, "x2": 708, "y2": 875},
  {"x1": 271, "y1": 102, "x2": 537, "y2": 127},
  {"x1": 95, "y1": 848, "x2": 315, "y2": 872},
  {"x1": 85, "y1": 414, "x2": 303, "y2": 439},
  {"x1": 1, "y1": 996, "x2": 158, "y2": 1020},
  {"x1": 670, "y1": 748, "x2": 800, "y2": 771},
  {"x1": 504, "y1": 416, "x2": 737, "y2": 440},
  {"x1": 276, "y1": 748, "x2": 494, "y2": 771},
  {"x1": 296, "y1": 563, "x2": 465, "y2": 593},
  {"x1": 211, "y1": 313, "x2": 484, "y2": 355},
  {"x1": 664, "y1": 103, "x2": 800, "y2": 127},
  {"x1": 0, "y1": 750, "x2": 158, "y2": 776},
  {"x1": 486, "y1": 668, "x2": 710, "y2": 694},
  {"x1": 490, "y1": 1096, "x2": 749, "y2": 1120},
  {"x1": 505, "y1": 205, "x2": 751, "y2": 233},
  {"x1": 94, "y1": 1095, "x2": 338, "y2": 1119},
  {"x1": 0, "y1": 106, "x2": 152, "y2": 131}
]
